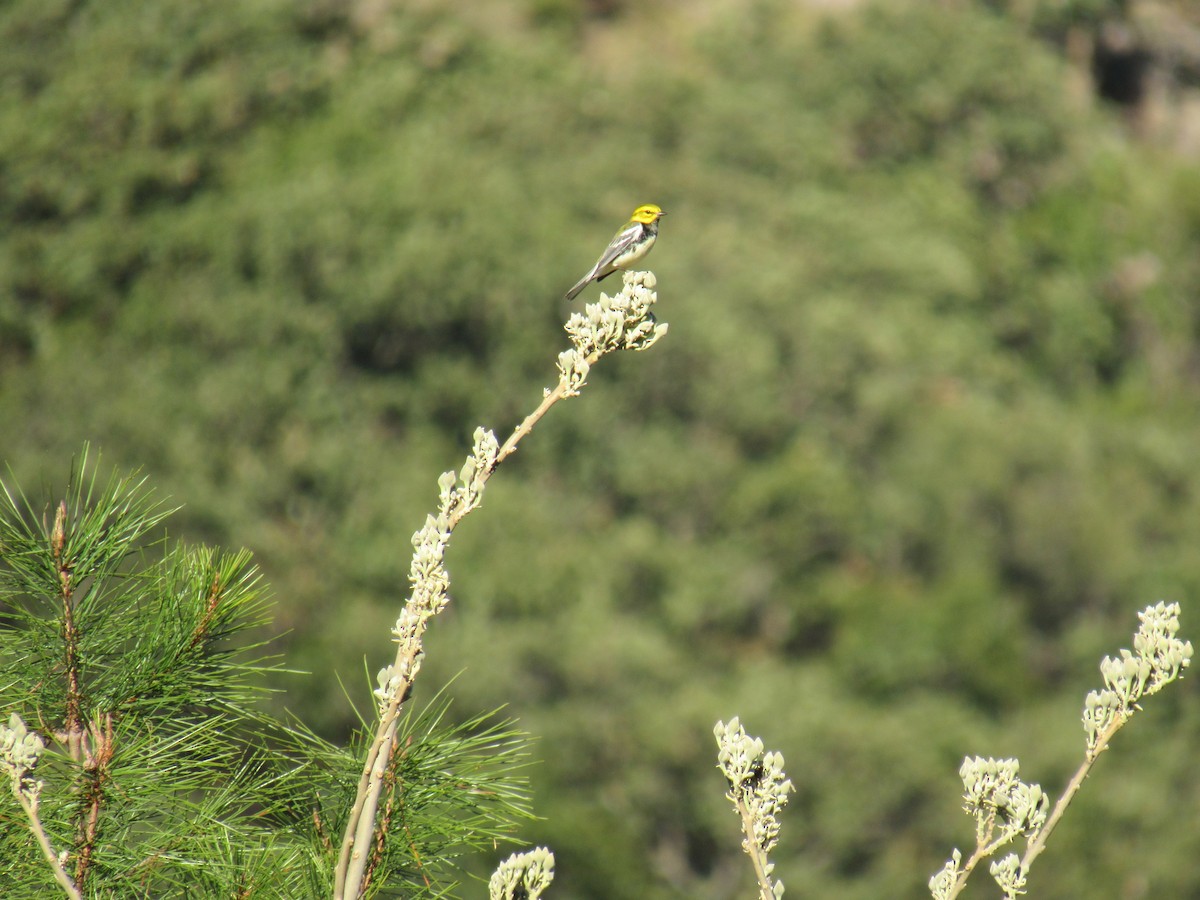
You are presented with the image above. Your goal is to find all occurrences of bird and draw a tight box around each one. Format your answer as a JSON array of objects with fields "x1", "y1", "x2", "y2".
[{"x1": 564, "y1": 204, "x2": 665, "y2": 301}]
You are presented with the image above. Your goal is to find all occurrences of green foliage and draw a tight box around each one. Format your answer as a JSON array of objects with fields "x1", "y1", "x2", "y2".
[
  {"x1": 1, "y1": 0, "x2": 1198, "y2": 897},
  {"x1": 0, "y1": 450, "x2": 532, "y2": 897}
]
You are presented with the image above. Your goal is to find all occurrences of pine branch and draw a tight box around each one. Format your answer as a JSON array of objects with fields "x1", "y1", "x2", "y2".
[
  {"x1": 0, "y1": 448, "x2": 320, "y2": 895},
  {"x1": 1, "y1": 438, "x2": 535, "y2": 895}
]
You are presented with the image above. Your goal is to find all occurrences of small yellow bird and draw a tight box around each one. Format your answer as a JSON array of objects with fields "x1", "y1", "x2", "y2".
[{"x1": 564, "y1": 204, "x2": 665, "y2": 301}]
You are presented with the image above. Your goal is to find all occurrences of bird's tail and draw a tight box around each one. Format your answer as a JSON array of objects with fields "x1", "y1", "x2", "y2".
[{"x1": 563, "y1": 272, "x2": 593, "y2": 302}]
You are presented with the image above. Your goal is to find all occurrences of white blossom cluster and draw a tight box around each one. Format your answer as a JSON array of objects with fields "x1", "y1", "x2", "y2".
[
  {"x1": 1084, "y1": 601, "x2": 1192, "y2": 755},
  {"x1": 959, "y1": 756, "x2": 1048, "y2": 847},
  {"x1": 928, "y1": 848, "x2": 962, "y2": 900},
  {"x1": 714, "y1": 717, "x2": 794, "y2": 868},
  {"x1": 0, "y1": 713, "x2": 45, "y2": 801},
  {"x1": 929, "y1": 758, "x2": 1046, "y2": 899},
  {"x1": 488, "y1": 847, "x2": 555, "y2": 900},
  {"x1": 988, "y1": 852, "x2": 1028, "y2": 898},
  {"x1": 558, "y1": 271, "x2": 668, "y2": 393},
  {"x1": 374, "y1": 428, "x2": 499, "y2": 708}
]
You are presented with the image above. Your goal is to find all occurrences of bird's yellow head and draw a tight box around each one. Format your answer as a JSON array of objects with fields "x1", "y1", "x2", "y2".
[{"x1": 630, "y1": 204, "x2": 665, "y2": 224}]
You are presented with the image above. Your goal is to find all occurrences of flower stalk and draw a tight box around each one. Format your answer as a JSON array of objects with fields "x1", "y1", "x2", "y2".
[{"x1": 334, "y1": 272, "x2": 667, "y2": 898}]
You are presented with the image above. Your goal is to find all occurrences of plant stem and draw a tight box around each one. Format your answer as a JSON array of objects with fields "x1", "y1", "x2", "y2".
[
  {"x1": 1021, "y1": 715, "x2": 1125, "y2": 872},
  {"x1": 735, "y1": 796, "x2": 777, "y2": 900},
  {"x1": 334, "y1": 355, "x2": 597, "y2": 900},
  {"x1": 945, "y1": 715, "x2": 1129, "y2": 898},
  {"x1": 13, "y1": 786, "x2": 82, "y2": 900}
]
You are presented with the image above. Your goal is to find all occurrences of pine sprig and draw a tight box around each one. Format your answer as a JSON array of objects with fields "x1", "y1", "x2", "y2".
[{"x1": 0, "y1": 447, "x2": 533, "y2": 897}]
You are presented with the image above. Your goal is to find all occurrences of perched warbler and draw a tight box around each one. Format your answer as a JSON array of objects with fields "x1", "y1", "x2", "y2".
[{"x1": 564, "y1": 204, "x2": 665, "y2": 301}]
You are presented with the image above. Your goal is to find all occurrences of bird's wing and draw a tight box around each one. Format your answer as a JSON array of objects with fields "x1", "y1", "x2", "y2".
[
  {"x1": 592, "y1": 221, "x2": 644, "y2": 274},
  {"x1": 564, "y1": 221, "x2": 646, "y2": 300}
]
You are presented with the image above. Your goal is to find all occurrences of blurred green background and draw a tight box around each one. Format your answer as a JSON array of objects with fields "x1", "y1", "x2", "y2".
[{"x1": 3, "y1": 0, "x2": 1199, "y2": 896}]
